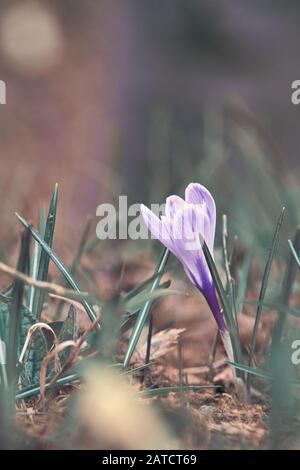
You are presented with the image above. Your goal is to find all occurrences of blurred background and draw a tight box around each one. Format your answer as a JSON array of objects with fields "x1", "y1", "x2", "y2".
[
  {"x1": 1, "y1": 1, "x2": 300, "y2": 449},
  {"x1": 0, "y1": 0, "x2": 300, "y2": 256}
]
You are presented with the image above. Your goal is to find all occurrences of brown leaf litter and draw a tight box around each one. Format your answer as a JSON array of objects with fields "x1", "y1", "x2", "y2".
[{"x1": 11, "y1": 253, "x2": 288, "y2": 449}]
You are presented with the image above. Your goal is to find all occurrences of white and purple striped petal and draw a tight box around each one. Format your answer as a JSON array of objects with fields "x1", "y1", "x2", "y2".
[{"x1": 140, "y1": 183, "x2": 227, "y2": 334}]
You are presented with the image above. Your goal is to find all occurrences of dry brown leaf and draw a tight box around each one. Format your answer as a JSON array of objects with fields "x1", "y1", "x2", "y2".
[{"x1": 135, "y1": 328, "x2": 186, "y2": 365}]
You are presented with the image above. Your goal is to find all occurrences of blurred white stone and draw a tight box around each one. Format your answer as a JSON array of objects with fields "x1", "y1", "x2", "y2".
[{"x1": 0, "y1": 1, "x2": 64, "y2": 75}]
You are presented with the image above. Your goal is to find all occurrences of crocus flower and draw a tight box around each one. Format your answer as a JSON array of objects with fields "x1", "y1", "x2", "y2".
[{"x1": 140, "y1": 182, "x2": 233, "y2": 361}]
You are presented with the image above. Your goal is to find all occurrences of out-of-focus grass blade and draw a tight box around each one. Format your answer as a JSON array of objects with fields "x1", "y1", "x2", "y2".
[
  {"x1": 270, "y1": 228, "x2": 300, "y2": 355},
  {"x1": 0, "y1": 293, "x2": 10, "y2": 304},
  {"x1": 245, "y1": 299, "x2": 300, "y2": 318},
  {"x1": 208, "y1": 328, "x2": 219, "y2": 374},
  {"x1": 220, "y1": 216, "x2": 243, "y2": 376},
  {"x1": 229, "y1": 361, "x2": 300, "y2": 388},
  {"x1": 31, "y1": 186, "x2": 58, "y2": 320},
  {"x1": 15, "y1": 372, "x2": 80, "y2": 401},
  {"x1": 222, "y1": 215, "x2": 237, "y2": 323},
  {"x1": 120, "y1": 311, "x2": 139, "y2": 332},
  {"x1": 55, "y1": 216, "x2": 92, "y2": 320},
  {"x1": 15, "y1": 213, "x2": 98, "y2": 326},
  {"x1": 123, "y1": 248, "x2": 170, "y2": 369},
  {"x1": 125, "y1": 280, "x2": 171, "y2": 315},
  {"x1": 222, "y1": 215, "x2": 232, "y2": 285},
  {"x1": 236, "y1": 247, "x2": 252, "y2": 313},
  {"x1": 82, "y1": 235, "x2": 98, "y2": 254},
  {"x1": 16, "y1": 369, "x2": 214, "y2": 403},
  {"x1": 125, "y1": 287, "x2": 179, "y2": 313},
  {"x1": 141, "y1": 385, "x2": 217, "y2": 397},
  {"x1": 124, "y1": 260, "x2": 176, "y2": 302},
  {"x1": 15, "y1": 363, "x2": 151, "y2": 402},
  {"x1": 267, "y1": 230, "x2": 300, "y2": 448},
  {"x1": 123, "y1": 363, "x2": 150, "y2": 375},
  {"x1": 69, "y1": 215, "x2": 92, "y2": 277},
  {"x1": 27, "y1": 208, "x2": 46, "y2": 312},
  {"x1": 7, "y1": 230, "x2": 30, "y2": 403},
  {"x1": 247, "y1": 208, "x2": 285, "y2": 379},
  {"x1": 229, "y1": 362, "x2": 273, "y2": 380},
  {"x1": 229, "y1": 235, "x2": 239, "y2": 278},
  {"x1": 1, "y1": 284, "x2": 14, "y2": 297},
  {"x1": 82, "y1": 215, "x2": 122, "y2": 255}
]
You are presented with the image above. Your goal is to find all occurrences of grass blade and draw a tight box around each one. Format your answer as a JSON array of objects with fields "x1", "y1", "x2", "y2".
[
  {"x1": 123, "y1": 247, "x2": 170, "y2": 369},
  {"x1": 236, "y1": 247, "x2": 252, "y2": 314},
  {"x1": 222, "y1": 215, "x2": 241, "y2": 352},
  {"x1": 15, "y1": 363, "x2": 151, "y2": 402},
  {"x1": 27, "y1": 208, "x2": 46, "y2": 312},
  {"x1": 31, "y1": 186, "x2": 58, "y2": 320},
  {"x1": 201, "y1": 237, "x2": 241, "y2": 366},
  {"x1": 229, "y1": 362, "x2": 273, "y2": 380},
  {"x1": 245, "y1": 299, "x2": 300, "y2": 318},
  {"x1": 124, "y1": 260, "x2": 176, "y2": 302},
  {"x1": 125, "y1": 287, "x2": 179, "y2": 312},
  {"x1": 15, "y1": 213, "x2": 98, "y2": 327},
  {"x1": 7, "y1": 230, "x2": 30, "y2": 406},
  {"x1": 69, "y1": 215, "x2": 92, "y2": 277},
  {"x1": 15, "y1": 372, "x2": 80, "y2": 401},
  {"x1": 247, "y1": 208, "x2": 285, "y2": 377},
  {"x1": 229, "y1": 361, "x2": 300, "y2": 388},
  {"x1": 141, "y1": 385, "x2": 217, "y2": 397},
  {"x1": 270, "y1": 228, "x2": 300, "y2": 355}
]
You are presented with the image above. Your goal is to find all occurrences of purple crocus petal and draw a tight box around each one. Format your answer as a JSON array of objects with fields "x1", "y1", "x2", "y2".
[
  {"x1": 171, "y1": 204, "x2": 211, "y2": 288},
  {"x1": 170, "y1": 203, "x2": 227, "y2": 333},
  {"x1": 185, "y1": 183, "x2": 216, "y2": 252},
  {"x1": 140, "y1": 204, "x2": 162, "y2": 239},
  {"x1": 141, "y1": 183, "x2": 229, "y2": 341},
  {"x1": 140, "y1": 204, "x2": 179, "y2": 257},
  {"x1": 185, "y1": 182, "x2": 216, "y2": 221},
  {"x1": 172, "y1": 203, "x2": 208, "y2": 255},
  {"x1": 192, "y1": 265, "x2": 227, "y2": 332},
  {"x1": 165, "y1": 195, "x2": 185, "y2": 220}
]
